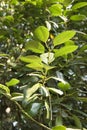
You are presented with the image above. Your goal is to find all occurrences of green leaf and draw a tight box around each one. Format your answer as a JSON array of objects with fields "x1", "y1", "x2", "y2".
[
  {"x1": 56, "y1": 115, "x2": 63, "y2": 126},
  {"x1": 40, "y1": 52, "x2": 55, "y2": 64},
  {"x1": 34, "y1": 26, "x2": 49, "y2": 42},
  {"x1": 70, "y1": 15, "x2": 86, "y2": 21},
  {"x1": 0, "y1": 84, "x2": 10, "y2": 96},
  {"x1": 25, "y1": 94, "x2": 39, "y2": 104},
  {"x1": 73, "y1": 115, "x2": 82, "y2": 129},
  {"x1": 63, "y1": 0, "x2": 72, "y2": 6},
  {"x1": 72, "y1": 2, "x2": 87, "y2": 10},
  {"x1": 43, "y1": 64, "x2": 55, "y2": 71},
  {"x1": 30, "y1": 103, "x2": 41, "y2": 116},
  {"x1": 25, "y1": 83, "x2": 41, "y2": 99},
  {"x1": 6, "y1": 78, "x2": 20, "y2": 87},
  {"x1": 52, "y1": 125, "x2": 66, "y2": 130},
  {"x1": 11, "y1": 0, "x2": 19, "y2": 5},
  {"x1": 41, "y1": 86, "x2": 49, "y2": 97},
  {"x1": 58, "y1": 82, "x2": 71, "y2": 91},
  {"x1": 54, "y1": 45, "x2": 78, "y2": 58},
  {"x1": 50, "y1": 76, "x2": 66, "y2": 83},
  {"x1": 49, "y1": 88, "x2": 63, "y2": 95},
  {"x1": 64, "y1": 40, "x2": 75, "y2": 46},
  {"x1": 11, "y1": 93, "x2": 23, "y2": 101},
  {"x1": 77, "y1": 97, "x2": 87, "y2": 102},
  {"x1": 45, "y1": 100, "x2": 50, "y2": 119},
  {"x1": 20, "y1": 55, "x2": 41, "y2": 63},
  {"x1": 53, "y1": 31, "x2": 76, "y2": 46},
  {"x1": 0, "y1": 53, "x2": 8, "y2": 57},
  {"x1": 25, "y1": 40, "x2": 45, "y2": 53},
  {"x1": 26, "y1": 62, "x2": 43, "y2": 71},
  {"x1": 50, "y1": 0, "x2": 64, "y2": 3},
  {"x1": 49, "y1": 4, "x2": 63, "y2": 16},
  {"x1": 4, "y1": 15, "x2": 14, "y2": 22}
]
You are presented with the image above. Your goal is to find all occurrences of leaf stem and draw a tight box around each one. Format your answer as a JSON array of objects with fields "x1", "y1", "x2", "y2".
[{"x1": 13, "y1": 100, "x2": 52, "y2": 130}]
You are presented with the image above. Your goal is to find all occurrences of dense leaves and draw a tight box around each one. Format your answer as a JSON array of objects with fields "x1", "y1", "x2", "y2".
[{"x1": 0, "y1": 0, "x2": 87, "y2": 130}]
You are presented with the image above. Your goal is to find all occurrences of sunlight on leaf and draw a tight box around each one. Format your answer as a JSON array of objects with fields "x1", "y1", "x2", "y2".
[{"x1": 53, "y1": 31, "x2": 76, "y2": 46}]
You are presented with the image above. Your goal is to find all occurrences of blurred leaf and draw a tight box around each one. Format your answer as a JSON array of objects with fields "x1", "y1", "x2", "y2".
[
  {"x1": 56, "y1": 115, "x2": 63, "y2": 126},
  {"x1": 77, "y1": 97, "x2": 87, "y2": 102},
  {"x1": 3, "y1": 15, "x2": 14, "y2": 22},
  {"x1": 58, "y1": 82, "x2": 71, "y2": 91},
  {"x1": 63, "y1": 0, "x2": 72, "y2": 6},
  {"x1": 34, "y1": 26, "x2": 49, "y2": 42},
  {"x1": 72, "y1": 115, "x2": 82, "y2": 129},
  {"x1": 72, "y1": 2, "x2": 87, "y2": 10},
  {"x1": 49, "y1": 88, "x2": 63, "y2": 95},
  {"x1": 11, "y1": 92, "x2": 23, "y2": 101},
  {"x1": 41, "y1": 86, "x2": 49, "y2": 97},
  {"x1": 52, "y1": 125, "x2": 66, "y2": 130},
  {"x1": 70, "y1": 15, "x2": 86, "y2": 21},
  {"x1": 11, "y1": 0, "x2": 19, "y2": 5},
  {"x1": 23, "y1": 94, "x2": 39, "y2": 105},
  {"x1": 45, "y1": 100, "x2": 50, "y2": 119},
  {"x1": 50, "y1": 76, "x2": 66, "y2": 83},
  {"x1": 6, "y1": 78, "x2": 20, "y2": 87},
  {"x1": 30, "y1": 103, "x2": 41, "y2": 116},
  {"x1": 0, "y1": 84, "x2": 10, "y2": 96},
  {"x1": 25, "y1": 40, "x2": 45, "y2": 53},
  {"x1": 0, "y1": 53, "x2": 8, "y2": 57},
  {"x1": 49, "y1": 4, "x2": 63, "y2": 16},
  {"x1": 54, "y1": 45, "x2": 78, "y2": 58},
  {"x1": 50, "y1": 0, "x2": 64, "y2": 3},
  {"x1": 53, "y1": 31, "x2": 76, "y2": 46}
]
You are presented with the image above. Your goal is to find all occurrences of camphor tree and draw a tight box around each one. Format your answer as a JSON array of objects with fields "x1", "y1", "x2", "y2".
[{"x1": 0, "y1": 0, "x2": 87, "y2": 130}]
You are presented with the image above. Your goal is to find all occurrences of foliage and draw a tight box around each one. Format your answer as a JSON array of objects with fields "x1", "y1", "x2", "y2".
[{"x1": 0, "y1": 0, "x2": 87, "y2": 130}]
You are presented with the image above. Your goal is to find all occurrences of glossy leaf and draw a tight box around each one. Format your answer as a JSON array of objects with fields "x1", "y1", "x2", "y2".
[
  {"x1": 25, "y1": 83, "x2": 41, "y2": 99},
  {"x1": 53, "y1": 31, "x2": 76, "y2": 46},
  {"x1": 23, "y1": 94, "x2": 39, "y2": 104},
  {"x1": 49, "y1": 4, "x2": 62, "y2": 16},
  {"x1": 72, "y1": 2, "x2": 87, "y2": 10},
  {"x1": 25, "y1": 40, "x2": 45, "y2": 53},
  {"x1": 70, "y1": 15, "x2": 86, "y2": 21},
  {"x1": 34, "y1": 26, "x2": 49, "y2": 42},
  {"x1": 40, "y1": 52, "x2": 55, "y2": 64},
  {"x1": 50, "y1": 76, "x2": 66, "y2": 83},
  {"x1": 49, "y1": 88, "x2": 63, "y2": 95},
  {"x1": 41, "y1": 86, "x2": 49, "y2": 97},
  {"x1": 11, "y1": 93, "x2": 23, "y2": 101},
  {"x1": 45, "y1": 100, "x2": 50, "y2": 119},
  {"x1": 6, "y1": 78, "x2": 20, "y2": 87},
  {"x1": 54, "y1": 45, "x2": 78, "y2": 58}
]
